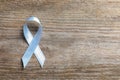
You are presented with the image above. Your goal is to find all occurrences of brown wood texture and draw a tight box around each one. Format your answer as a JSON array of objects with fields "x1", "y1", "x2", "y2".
[{"x1": 0, "y1": 0, "x2": 120, "y2": 80}]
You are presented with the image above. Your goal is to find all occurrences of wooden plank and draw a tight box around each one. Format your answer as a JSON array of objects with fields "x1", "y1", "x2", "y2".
[{"x1": 0, "y1": 0, "x2": 120, "y2": 79}]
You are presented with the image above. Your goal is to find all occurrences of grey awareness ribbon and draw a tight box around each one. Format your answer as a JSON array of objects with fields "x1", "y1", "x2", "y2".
[{"x1": 22, "y1": 16, "x2": 45, "y2": 68}]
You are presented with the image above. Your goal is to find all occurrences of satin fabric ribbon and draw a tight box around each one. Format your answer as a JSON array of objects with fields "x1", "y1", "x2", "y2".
[{"x1": 22, "y1": 16, "x2": 45, "y2": 68}]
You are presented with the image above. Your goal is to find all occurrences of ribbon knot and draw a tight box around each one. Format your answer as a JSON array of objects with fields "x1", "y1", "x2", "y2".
[{"x1": 22, "y1": 16, "x2": 45, "y2": 68}]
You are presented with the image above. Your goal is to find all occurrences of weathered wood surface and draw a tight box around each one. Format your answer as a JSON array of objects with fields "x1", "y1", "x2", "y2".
[{"x1": 0, "y1": 0, "x2": 120, "y2": 79}]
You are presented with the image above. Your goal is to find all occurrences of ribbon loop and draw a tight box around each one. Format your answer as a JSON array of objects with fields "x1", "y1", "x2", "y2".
[{"x1": 22, "y1": 16, "x2": 45, "y2": 68}]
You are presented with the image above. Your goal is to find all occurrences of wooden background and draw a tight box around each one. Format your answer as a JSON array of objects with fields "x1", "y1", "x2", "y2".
[{"x1": 0, "y1": 0, "x2": 120, "y2": 79}]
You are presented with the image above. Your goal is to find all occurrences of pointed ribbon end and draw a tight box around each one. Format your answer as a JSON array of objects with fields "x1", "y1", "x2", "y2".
[{"x1": 22, "y1": 58, "x2": 27, "y2": 68}]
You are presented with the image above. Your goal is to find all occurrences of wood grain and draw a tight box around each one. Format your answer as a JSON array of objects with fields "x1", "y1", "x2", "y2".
[{"x1": 0, "y1": 0, "x2": 120, "y2": 79}]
